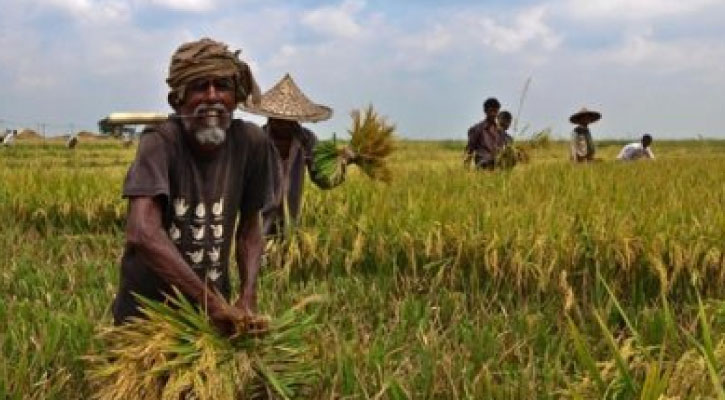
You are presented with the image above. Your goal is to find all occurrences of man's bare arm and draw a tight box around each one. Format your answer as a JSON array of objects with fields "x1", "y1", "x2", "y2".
[
  {"x1": 235, "y1": 211, "x2": 264, "y2": 313},
  {"x1": 126, "y1": 197, "x2": 232, "y2": 319}
]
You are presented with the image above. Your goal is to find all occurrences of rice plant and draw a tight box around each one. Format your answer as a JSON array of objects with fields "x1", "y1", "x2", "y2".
[
  {"x1": 311, "y1": 135, "x2": 346, "y2": 187},
  {"x1": 84, "y1": 289, "x2": 320, "y2": 400},
  {"x1": 3, "y1": 139, "x2": 725, "y2": 399}
]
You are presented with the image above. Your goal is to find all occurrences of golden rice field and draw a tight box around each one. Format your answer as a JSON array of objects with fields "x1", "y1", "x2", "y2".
[{"x1": 1, "y1": 137, "x2": 725, "y2": 399}]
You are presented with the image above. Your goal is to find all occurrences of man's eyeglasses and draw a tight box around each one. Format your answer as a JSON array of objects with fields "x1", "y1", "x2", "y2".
[{"x1": 187, "y1": 77, "x2": 235, "y2": 93}]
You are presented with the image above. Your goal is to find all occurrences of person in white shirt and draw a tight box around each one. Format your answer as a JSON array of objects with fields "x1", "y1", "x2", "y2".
[
  {"x1": 617, "y1": 134, "x2": 654, "y2": 161},
  {"x1": 2, "y1": 130, "x2": 16, "y2": 146}
]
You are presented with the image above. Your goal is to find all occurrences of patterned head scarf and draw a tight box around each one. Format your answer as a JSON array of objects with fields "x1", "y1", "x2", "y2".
[{"x1": 166, "y1": 38, "x2": 261, "y2": 108}]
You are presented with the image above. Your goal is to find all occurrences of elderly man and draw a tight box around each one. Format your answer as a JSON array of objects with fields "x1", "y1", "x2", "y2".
[
  {"x1": 617, "y1": 134, "x2": 655, "y2": 161},
  {"x1": 241, "y1": 74, "x2": 346, "y2": 236},
  {"x1": 111, "y1": 38, "x2": 275, "y2": 335},
  {"x1": 465, "y1": 97, "x2": 505, "y2": 170}
]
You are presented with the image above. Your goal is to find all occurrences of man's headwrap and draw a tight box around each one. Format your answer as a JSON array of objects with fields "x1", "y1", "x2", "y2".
[{"x1": 166, "y1": 38, "x2": 261, "y2": 108}]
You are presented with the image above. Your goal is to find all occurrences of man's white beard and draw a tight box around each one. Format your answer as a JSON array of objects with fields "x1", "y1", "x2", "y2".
[
  {"x1": 195, "y1": 125, "x2": 226, "y2": 146},
  {"x1": 182, "y1": 103, "x2": 231, "y2": 146}
]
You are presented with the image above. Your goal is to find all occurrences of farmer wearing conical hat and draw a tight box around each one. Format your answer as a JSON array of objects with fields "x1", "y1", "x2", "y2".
[
  {"x1": 569, "y1": 107, "x2": 600, "y2": 163},
  {"x1": 241, "y1": 74, "x2": 350, "y2": 236},
  {"x1": 112, "y1": 38, "x2": 276, "y2": 336},
  {"x1": 465, "y1": 97, "x2": 505, "y2": 170}
]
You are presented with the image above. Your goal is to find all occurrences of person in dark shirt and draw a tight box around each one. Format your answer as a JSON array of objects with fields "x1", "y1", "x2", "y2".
[
  {"x1": 497, "y1": 110, "x2": 514, "y2": 145},
  {"x1": 241, "y1": 74, "x2": 349, "y2": 236},
  {"x1": 465, "y1": 97, "x2": 504, "y2": 170},
  {"x1": 111, "y1": 38, "x2": 275, "y2": 336}
]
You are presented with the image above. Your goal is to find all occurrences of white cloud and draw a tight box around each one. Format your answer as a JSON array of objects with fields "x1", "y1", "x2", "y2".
[
  {"x1": 268, "y1": 44, "x2": 299, "y2": 68},
  {"x1": 477, "y1": 6, "x2": 562, "y2": 53},
  {"x1": 394, "y1": 5, "x2": 561, "y2": 72},
  {"x1": 301, "y1": 0, "x2": 365, "y2": 38},
  {"x1": 43, "y1": 0, "x2": 131, "y2": 23},
  {"x1": 144, "y1": 0, "x2": 216, "y2": 12},
  {"x1": 562, "y1": 0, "x2": 720, "y2": 20},
  {"x1": 598, "y1": 29, "x2": 725, "y2": 82},
  {"x1": 397, "y1": 24, "x2": 453, "y2": 55}
]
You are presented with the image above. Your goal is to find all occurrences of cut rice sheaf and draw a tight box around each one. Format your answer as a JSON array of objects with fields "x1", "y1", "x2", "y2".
[
  {"x1": 312, "y1": 105, "x2": 396, "y2": 184},
  {"x1": 84, "y1": 289, "x2": 321, "y2": 400}
]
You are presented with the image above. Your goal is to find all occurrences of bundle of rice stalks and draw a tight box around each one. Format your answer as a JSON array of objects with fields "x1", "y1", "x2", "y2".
[
  {"x1": 348, "y1": 105, "x2": 395, "y2": 182},
  {"x1": 312, "y1": 105, "x2": 395, "y2": 184},
  {"x1": 85, "y1": 290, "x2": 320, "y2": 400},
  {"x1": 495, "y1": 144, "x2": 529, "y2": 170},
  {"x1": 311, "y1": 135, "x2": 346, "y2": 188}
]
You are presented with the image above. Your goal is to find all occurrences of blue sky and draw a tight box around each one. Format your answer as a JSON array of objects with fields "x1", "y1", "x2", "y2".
[{"x1": 1, "y1": 0, "x2": 724, "y2": 139}]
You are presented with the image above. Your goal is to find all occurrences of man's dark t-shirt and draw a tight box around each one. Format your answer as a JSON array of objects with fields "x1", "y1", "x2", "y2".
[{"x1": 112, "y1": 118, "x2": 275, "y2": 324}]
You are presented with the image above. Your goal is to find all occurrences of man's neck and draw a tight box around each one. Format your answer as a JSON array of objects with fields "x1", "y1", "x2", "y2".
[{"x1": 268, "y1": 126, "x2": 298, "y2": 160}]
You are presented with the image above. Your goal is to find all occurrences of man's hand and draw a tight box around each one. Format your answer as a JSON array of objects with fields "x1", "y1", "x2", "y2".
[
  {"x1": 208, "y1": 300, "x2": 247, "y2": 337},
  {"x1": 340, "y1": 146, "x2": 358, "y2": 166},
  {"x1": 234, "y1": 288, "x2": 257, "y2": 315},
  {"x1": 233, "y1": 290, "x2": 269, "y2": 335}
]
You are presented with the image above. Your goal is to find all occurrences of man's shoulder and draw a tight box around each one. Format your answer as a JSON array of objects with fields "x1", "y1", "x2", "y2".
[
  {"x1": 230, "y1": 119, "x2": 274, "y2": 159},
  {"x1": 298, "y1": 126, "x2": 317, "y2": 149},
  {"x1": 133, "y1": 121, "x2": 182, "y2": 156},
  {"x1": 140, "y1": 119, "x2": 181, "y2": 144},
  {"x1": 299, "y1": 126, "x2": 316, "y2": 137},
  {"x1": 468, "y1": 120, "x2": 486, "y2": 133},
  {"x1": 231, "y1": 119, "x2": 267, "y2": 144}
]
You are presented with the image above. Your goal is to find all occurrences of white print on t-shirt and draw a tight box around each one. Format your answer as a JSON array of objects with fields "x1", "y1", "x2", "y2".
[
  {"x1": 173, "y1": 198, "x2": 189, "y2": 217},
  {"x1": 187, "y1": 249, "x2": 204, "y2": 264},
  {"x1": 209, "y1": 246, "x2": 221, "y2": 263},
  {"x1": 195, "y1": 203, "x2": 206, "y2": 218},
  {"x1": 207, "y1": 268, "x2": 221, "y2": 282},
  {"x1": 212, "y1": 198, "x2": 223, "y2": 217},
  {"x1": 191, "y1": 225, "x2": 205, "y2": 241},
  {"x1": 211, "y1": 224, "x2": 223, "y2": 239},
  {"x1": 169, "y1": 223, "x2": 181, "y2": 242}
]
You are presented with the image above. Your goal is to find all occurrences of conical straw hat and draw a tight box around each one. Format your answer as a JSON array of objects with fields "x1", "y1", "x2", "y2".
[
  {"x1": 239, "y1": 74, "x2": 332, "y2": 122},
  {"x1": 569, "y1": 107, "x2": 601, "y2": 125}
]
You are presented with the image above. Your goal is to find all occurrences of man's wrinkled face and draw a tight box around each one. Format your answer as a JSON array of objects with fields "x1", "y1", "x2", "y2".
[
  {"x1": 268, "y1": 118, "x2": 299, "y2": 133},
  {"x1": 177, "y1": 76, "x2": 236, "y2": 147}
]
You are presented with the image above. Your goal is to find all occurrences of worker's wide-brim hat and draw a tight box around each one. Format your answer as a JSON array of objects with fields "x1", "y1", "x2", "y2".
[
  {"x1": 570, "y1": 107, "x2": 601, "y2": 125},
  {"x1": 239, "y1": 73, "x2": 332, "y2": 123}
]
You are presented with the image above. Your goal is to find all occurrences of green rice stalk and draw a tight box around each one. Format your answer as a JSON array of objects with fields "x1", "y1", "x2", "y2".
[
  {"x1": 566, "y1": 315, "x2": 607, "y2": 396},
  {"x1": 311, "y1": 137, "x2": 345, "y2": 187},
  {"x1": 592, "y1": 309, "x2": 639, "y2": 395},
  {"x1": 84, "y1": 289, "x2": 320, "y2": 400},
  {"x1": 693, "y1": 294, "x2": 725, "y2": 399}
]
